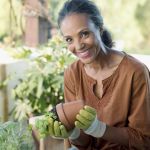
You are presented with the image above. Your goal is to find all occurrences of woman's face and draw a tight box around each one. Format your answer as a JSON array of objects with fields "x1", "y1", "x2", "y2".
[{"x1": 60, "y1": 13, "x2": 102, "y2": 64}]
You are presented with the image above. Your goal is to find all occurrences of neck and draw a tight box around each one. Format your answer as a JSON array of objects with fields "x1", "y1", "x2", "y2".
[{"x1": 85, "y1": 48, "x2": 111, "y2": 72}]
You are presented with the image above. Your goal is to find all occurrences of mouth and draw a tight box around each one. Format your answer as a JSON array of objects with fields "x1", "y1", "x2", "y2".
[{"x1": 75, "y1": 50, "x2": 91, "y2": 59}]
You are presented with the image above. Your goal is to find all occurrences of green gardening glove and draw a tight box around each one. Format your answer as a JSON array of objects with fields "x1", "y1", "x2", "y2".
[
  {"x1": 45, "y1": 116, "x2": 80, "y2": 140},
  {"x1": 30, "y1": 114, "x2": 80, "y2": 139},
  {"x1": 47, "y1": 117, "x2": 70, "y2": 139},
  {"x1": 75, "y1": 105, "x2": 96, "y2": 130},
  {"x1": 75, "y1": 105, "x2": 106, "y2": 138},
  {"x1": 29, "y1": 115, "x2": 69, "y2": 139},
  {"x1": 33, "y1": 115, "x2": 70, "y2": 139}
]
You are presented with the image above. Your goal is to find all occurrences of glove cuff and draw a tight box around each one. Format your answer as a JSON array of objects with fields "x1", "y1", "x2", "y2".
[
  {"x1": 84, "y1": 116, "x2": 106, "y2": 138},
  {"x1": 69, "y1": 128, "x2": 80, "y2": 140}
]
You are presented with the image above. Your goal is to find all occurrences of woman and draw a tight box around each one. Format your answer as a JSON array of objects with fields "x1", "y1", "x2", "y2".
[
  {"x1": 57, "y1": 0, "x2": 150, "y2": 149},
  {"x1": 30, "y1": 0, "x2": 150, "y2": 149}
]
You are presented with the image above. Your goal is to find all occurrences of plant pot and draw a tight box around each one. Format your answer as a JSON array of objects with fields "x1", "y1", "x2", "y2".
[{"x1": 55, "y1": 100, "x2": 84, "y2": 131}]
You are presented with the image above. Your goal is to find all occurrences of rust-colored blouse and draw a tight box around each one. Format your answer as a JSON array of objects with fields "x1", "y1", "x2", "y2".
[{"x1": 64, "y1": 53, "x2": 150, "y2": 150}]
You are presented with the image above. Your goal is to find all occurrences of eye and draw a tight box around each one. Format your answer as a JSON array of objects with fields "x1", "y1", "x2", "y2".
[
  {"x1": 80, "y1": 31, "x2": 89, "y2": 38},
  {"x1": 65, "y1": 37, "x2": 72, "y2": 44}
]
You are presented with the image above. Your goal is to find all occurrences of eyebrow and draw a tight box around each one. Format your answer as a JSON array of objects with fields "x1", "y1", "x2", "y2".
[{"x1": 63, "y1": 27, "x2": 90, "y2": 37}]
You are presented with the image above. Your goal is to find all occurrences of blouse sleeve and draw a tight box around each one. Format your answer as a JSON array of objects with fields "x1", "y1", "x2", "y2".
[{"x1": 127, "y1": 65, "x2": 150, "y2": 149}]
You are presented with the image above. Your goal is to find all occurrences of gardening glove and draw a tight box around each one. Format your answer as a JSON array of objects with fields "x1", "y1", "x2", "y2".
[
  {"x1": 48, "y1": 117, "x2": 69, "y2": 138},
  {"x1": 29, "y1": 115, "x2": 80, "y2": 139},
  {"x1": 48, "y1": 117, "x2": 80, "y2": 140},
  {"x1": 75, "y1": 105, "x2": 106, "y2": 138}
]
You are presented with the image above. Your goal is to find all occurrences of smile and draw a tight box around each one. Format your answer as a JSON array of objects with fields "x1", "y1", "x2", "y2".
[{"x1": 76, "y1": 50, "x2": 90, "y2": 58}]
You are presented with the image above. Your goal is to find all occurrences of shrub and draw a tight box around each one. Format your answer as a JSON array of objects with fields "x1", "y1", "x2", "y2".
[{"x1": 12, "y1": 35, "x2": 75, "y2": 120}]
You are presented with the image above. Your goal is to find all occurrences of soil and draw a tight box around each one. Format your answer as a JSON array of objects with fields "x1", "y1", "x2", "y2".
[{"x1": 49, "y1": 106, "x2": 60, "y2": 121}]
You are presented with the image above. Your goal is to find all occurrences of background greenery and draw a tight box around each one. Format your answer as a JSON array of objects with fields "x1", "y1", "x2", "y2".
[
  {"x1": 0, "y1": 120, "x2": 35, "y2": 149},
  {"x1": 0, "y1": 0, "x2": 149, "y2": 54},
  {"x1": 11, "y1": 36, "x2": 75, "y2": 120}
]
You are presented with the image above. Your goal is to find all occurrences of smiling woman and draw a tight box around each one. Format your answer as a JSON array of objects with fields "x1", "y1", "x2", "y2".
[
  {"x1": 29, "y1": 0, "x2": 150, "y2": 150},
  {"x1": 60, "y1": 13, "x2": 102, "y2": 64},
  {"x1": 57, "y1": 0, "x2": 150, "y2": 149}
]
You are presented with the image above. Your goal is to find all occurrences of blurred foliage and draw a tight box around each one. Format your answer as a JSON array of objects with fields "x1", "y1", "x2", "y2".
[
  {"x1": 0, "y1": 0, "x2": 23, "y2": 45},
  {"x1": 48, "y1": 0, "x2": 65, "y2": 24},
  {"x1": 12, "y1": 35, "x2": 75, "y2": 120},
  {"x1": 0, "y1": 120, "x2": 35, "y2": 149},
  {"x1": 93, "y1": 0, "x2": 150, "y2": 54},
  {"x1": 135, "y1": 0, "x2": 150, "y2": 51}
]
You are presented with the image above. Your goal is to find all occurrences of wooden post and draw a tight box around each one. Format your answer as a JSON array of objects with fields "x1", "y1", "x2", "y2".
[
  {"x1": 40, "y1": 139, "x2": 45, "y2": 150},
  {"x1": 0, "y1": 64, "x2": 8, "y2": 121}
]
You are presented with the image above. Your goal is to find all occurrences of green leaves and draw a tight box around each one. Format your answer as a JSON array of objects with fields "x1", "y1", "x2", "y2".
[
  {"x1": 34, "y1": 111, "x2": 58, "y2": 138},
  {"x1": 0, "y1": 120, "x2": 35, "y2": 149},
  {"x1": 35, "y1": 118, "x2": 50, "y2": 138},
  {"x1": 12, "y1": 35, "x2": 75, "y2": 120},
  {"x1": 36, "y1": 77, "x2": 44, "y2": 98}
]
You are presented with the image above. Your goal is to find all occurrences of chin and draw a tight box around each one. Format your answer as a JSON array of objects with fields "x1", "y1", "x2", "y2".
[{"x1": 80, "y1": 57, "x2": 95, "y2": 64}]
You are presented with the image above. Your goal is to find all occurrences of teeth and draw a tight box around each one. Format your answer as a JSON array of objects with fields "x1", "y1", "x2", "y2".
[{"x1": 77, "y1": 51, "x2": 89, "y2": 57}]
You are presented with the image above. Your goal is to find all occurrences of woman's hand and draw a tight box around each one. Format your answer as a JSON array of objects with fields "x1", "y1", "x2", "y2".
[
  {"x1": 29, "y1": 114, "x2": 80, "y2": 139},
  {"x1": 75, "y1": 105, "x2": 106, "y2": 138},
  {"x1": 75, "y1": 105, "x2": 96, "y2": 130},
  {"x1": 48, "y1": 117, "x2": 81, "y2": 140},
  {"x1": 47, "y1": 117, "x2": 69, "y2": 138}
]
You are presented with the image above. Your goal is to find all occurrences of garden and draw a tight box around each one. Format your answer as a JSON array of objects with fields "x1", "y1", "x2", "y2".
[{"x1": 0, "y1": 0, "x2": 150, "y2": 149}]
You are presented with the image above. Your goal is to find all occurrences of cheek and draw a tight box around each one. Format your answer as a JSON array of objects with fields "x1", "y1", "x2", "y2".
[
  {"x1": 86, "y1": 38, "x2": 97, "y2": 47},
  {"x1": 67, "y1": 45, "x2": 75, "y2": 53}
]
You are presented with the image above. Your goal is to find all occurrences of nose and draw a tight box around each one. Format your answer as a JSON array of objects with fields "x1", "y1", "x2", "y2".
[
  {"x1": 75, "y1": 40, "x2": 85, "y2": 50},
  {"x1": 77, "y1": 43, "x2": 85, "y2": 50}
]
